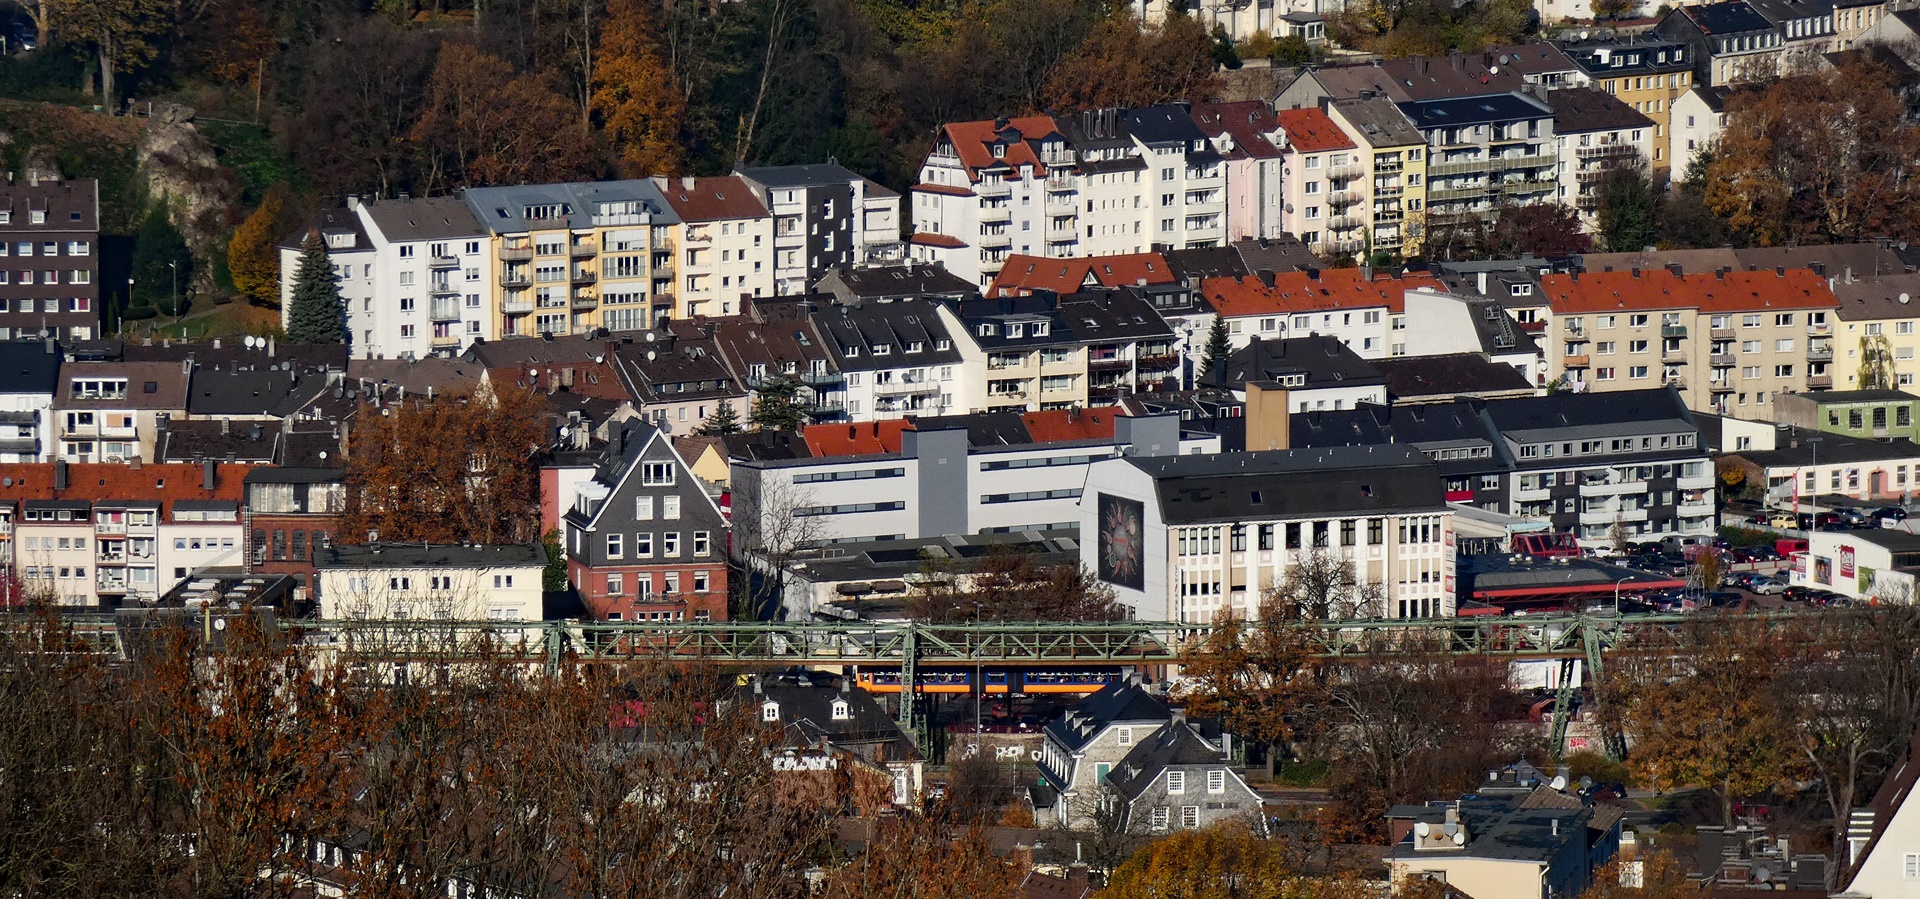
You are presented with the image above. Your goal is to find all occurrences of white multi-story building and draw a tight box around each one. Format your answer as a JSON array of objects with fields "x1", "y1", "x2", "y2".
[
  {"x1": 279, "y1": 205, "x2": 374, "y2": 346},
  {"x1": 312, "y1": 542, "x2": 547, "y2": 622},
  {"x1": 0, "y1": 340, "x2": 59, "y2": 462},
  {"x1": 811, "y1": 299, "x2": 964, "y2": 421},
  {"x1": 1201, "y1": 268, "x2": 1448, "y2": 358},
  {"x1": 911, "y1": 107, "x2": 1232, "y2": 288},
  {"x1": 656, "y1": 175, "x2": 776, "y2": 320},
  {"x1": 280, "y1": 197, "x2": 494, "y2": 360},
  {"x1": 1546, "y1": 88, "x2": 1658, "y2": 231},
  {"x1": 734, "y1": 163, "x2": 904, "y2": 295},
  {"x1": 1078, "y1": 445, "x2": 1456, "y2": 622}
]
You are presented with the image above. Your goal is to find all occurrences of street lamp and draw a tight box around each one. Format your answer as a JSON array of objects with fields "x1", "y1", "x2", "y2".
[
  {"x1": 1806, "y1": 436, "x2": 1823, "y2": 526},
  {"x1": 1613, "y1": 575, "x2": 1633, "y2": 615},
  {"x1": 167, "y1": 261, "x2": 179, "y2": 326}
]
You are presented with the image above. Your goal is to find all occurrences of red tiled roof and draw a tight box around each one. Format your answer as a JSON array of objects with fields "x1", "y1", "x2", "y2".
[
  {"x1": 988, "y1": 253, "x2": 1175, "y2": 297},
  {"x1": 1019, "y1": 408, "x2": 1123, "y2": 443},
  {"x1": 914, "y1": 183, "x2": 977, "y2": 198},
  {"x1": 1201, "y1": 270, "x2": 1443, "y2": 317},
  {"x1": 802, "y1": 420, "x2": 916, "y2": 457},
  {"x1": 1274, "y1": 108, "x2": 1356, "y2": 154},
  {"x1": 1539, "y1": 269, "x2": 1841, "y2": 314},
  {"x1": 911, "y1": 232, "x2": 967, "y2": 249},
  {"x1": 1190, "y1": 100, "x2": 1283, "y2": 160},
  {"x1": 660, "y1": 175, "x2": 769, "y2": 222},
  {"x1": 0, "y1": 462, "x2": 252, "y2": 517},
  {"x1": 940, "y1": 115, "x2": 1063, "y2": 182}
]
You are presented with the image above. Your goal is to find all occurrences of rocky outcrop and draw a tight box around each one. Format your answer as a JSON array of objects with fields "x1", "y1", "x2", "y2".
[{"x1": 135, "y1": 103, "x2": 239, "y2": 291}]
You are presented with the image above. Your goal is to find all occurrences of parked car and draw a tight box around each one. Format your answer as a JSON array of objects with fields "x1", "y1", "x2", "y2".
[
  {"x1": 1750, "y1": 576, "x2": 1789, "y2": 595},
  {"x1": 1815, "y1": 511, "x2": 1848, "y2": 529},
  {"x1": 1839, "y1": 508, "x2": 1873, "y2": 527},
  {"x1": 1703, "y1": 591, "x2": 1746, "y2": 609},
  {"x1": 1768, "y1": 513, "x2": 1801, "y2": 529},
  {"x1": 1875, "y1": 507, "x2": 1910, "y2": 523}
]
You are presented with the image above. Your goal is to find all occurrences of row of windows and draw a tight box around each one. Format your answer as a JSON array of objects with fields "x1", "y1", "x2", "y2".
[
  {"x1": 1517, "y1": 433, "x2": 1694, "y2": 458},
  {"x1": 603, "y1": 569, "x2": 713, "y2": 596},
  {"x1": 0, "y1": 270, "x2": 90, "y2": 285},
  {"x1": 795, "y1": 501, "x2": 905, "y2": 517},
  {"x1": 0, "y1": 241, "x2": 90, "y2": 257},
  {"x1": 981, "y1": 488, "x2": 1081, "y2": 504},
  {"x1": 793, "y1": 467, "x2": 905, "y2": 484},
  {"x1": 1177, "y1": 518, "x2": 1400, "y2": 555},
  {"x1": 605, "y1": 530, "x2": 711, "y2": 560},
  {"x1": 979, "y1": 453, "x2": 1111, "y2": 471},
  {"x1": 1568, "y1": 311, "x2": 1826, "y2": 332}
]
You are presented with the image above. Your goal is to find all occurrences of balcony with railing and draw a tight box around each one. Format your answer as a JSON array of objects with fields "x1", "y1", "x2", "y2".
[
  {"x1": 1563, "y1": 355, "x2": 1591, "y2": 368},
  {"x1": 1575, "y1": 143, "x2": 1638, "y2": 160},
  {"x1": 502, "y1": 299, "x2": 535, "y2": 314},
  {"x1": 1710, "y1": 327, "x2": 1735, "y2": 340},
  {"x1": 572, "y1": 270, "x2": 597, "y2": 285},
  {"x1": 1710, "y1": 380, "x2": 1734, "y2": 394},
  {"x1": 1663, "y1": 377, "x2": 1687, "y2": 390},
  {"x1": 572, "y1": 292, "x2": 599, "y2": 310},
  {"x1": 976, "y1": 180, "x2": 1012, "y2": 198},
  {"x1": 429, "y1": 253, "x2": 460, "y2": 268},
  {"x1": 429, "y1": 280, "x2": 460, "y2": 297},
  {"x1": 433, "y1": 332, "x2": 462, "y2": 348},
  {"x1": 1808, "y1": 374, "x2": 1834, "y2": 389},
  {"x1": 1088, "y1": 355, "x2": 1132, "y2": 372},
  {"x1": 1710, "y1": 354, "x2": 1736, "y2": 368},
  {"x1": 96, "y1": 572, "x2": 127, "y2": 593},
  {"x1": 1661, "y1": 324, "x2": 1689, "y2": 339},
  {"x1": 1374, "y1": 157, "x2": 1404, "y2": 173},
  {"x1": 570, "y1": 240, "x2": 598, "y2": 257},
  {"x1": 1807, "y1": 345, "x2": 1834, "y2": 363},
  {"x1": 1428, "y1": 157, "x2": 1489, "y2": 177},
  {"x1": 1663, "y1": 350, "x2": 1689, "y2": 365},
  {"x1": 1809, "y1": 322, "x2": 1833, "y2": 337},
  {"x1": 501, "y1": 272, "x2": 531, "y2": 288},
  {"x1": 979, "y1": 230, "x2": 1013, "y2": 248},
  {"x1": 873, "y1": 379, "x2": 941, "y2": 396},
  {"x1": 500, "y1": 245, "x2": 535, "y2": 261}
]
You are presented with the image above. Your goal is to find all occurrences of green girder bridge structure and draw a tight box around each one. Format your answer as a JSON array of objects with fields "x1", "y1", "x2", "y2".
[{"x1": 37, "y1": 609, "x2": 1766, "y2": 757}]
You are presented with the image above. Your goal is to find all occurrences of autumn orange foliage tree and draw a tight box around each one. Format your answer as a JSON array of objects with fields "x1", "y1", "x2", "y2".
[
  {"x1": 412, "y1": 42, "x2": 601, "y2": 193},
  {"x1": 593, "y1": 0, "x2": 689, "y2": 176},
  {"x1": 341, "y1": 384, "x2": 546, "y2": 545},
  {"x1": 1042, "y1": 8, "x2": 1220, "y2": 111},
  {"x1": 1706, "y1": 56, "x2": 1920, "y2": 246}
]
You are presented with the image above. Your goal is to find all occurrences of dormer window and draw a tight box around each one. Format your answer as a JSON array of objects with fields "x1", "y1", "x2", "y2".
[
  {"x1": 1007, "y1": 323, "x2": 1025, "y2": 338},
  {"x1": 762, "y1": 701, "x2": 780, "y2": 722},
  {"x1": 1031, "y1": 322, "x2": 1049, "y2": 337},
  {"x1": 992, "y1": 143, "x2": 1005, "y2": 158},
  {"x1": 831, "y1": 699, "x2": 851, "y2": 721},
  {"x1": 936, "y1": 339, "x2": 951, "y2": 351},
  {"x1": 906, "y1": 341, "x2": 924, "y2": 353},
  {"x1": 977, "y1": 324, "x2": 996, "y2": 337},
  {"x1": 872, "y1": 344, "x2": 890, "y2": 356}
]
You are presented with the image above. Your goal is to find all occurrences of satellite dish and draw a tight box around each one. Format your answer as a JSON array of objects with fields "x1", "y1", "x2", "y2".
[
  {"x1": 1579, "y1": 775, "x2": 1594, "y2": 790},
  {"x1": 318, "y1": 451, "x2": 328, "y2": 461},
  {"x1": 1550, "y1": 775, "x2": 1569, "y2": 791},
  {"x1": 1580, "y1": 30, "x2": 1590, "y2": 38},
  {"x1": 1415, "y1": 822, "x2": 1431, "y2": 838},
  {"x1": 1452, "y1": 831, "x2": 1467, "y2": 846},
  {"x1": 1489, "y1": 65, "x2": 1500, "y2": 74},
  {"x1": 528, "y1": 368, "x2": 539, "y2": 379},
  {"x1": 594, "y1": 354, "x2": 605, "y2": 364},
  {"x1": 1754, "y1": 866, "x2": 1773, "y2": 884},
  {"x1": 645, "y1": 332, "x2": 657, "y2": 343},
  {"x1": 647, "y1": 350, "x2": 657, "y2": 361},
  {"x1": 1901, "y1": 293, "x2": 1910, "y2": 305},
  {"x1": 243, "y1": 335, "x2": 256, "y2": 349},
  {"x1": 558, "y1": 426, "x2": 571, "y2": 438},
  {"x1": 1443, "y1": 823, "x2": 1458, "y2": 836}
]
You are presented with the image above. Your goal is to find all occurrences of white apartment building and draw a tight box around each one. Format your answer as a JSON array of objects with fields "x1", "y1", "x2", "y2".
[
  {"x1": 734, "y1": 163, "x2": 904, "y2": 295},
  {"x1": 279, "y1": 205, "x2": 375, "y2": 346},
  {"x1": 656, "y1": 175, "x2": 776, "y2": 320},
  {"x1": 280, "y1": 197, "x2": 494, "y2": 360},
  {"x1": 0, "y1": 340, "x2": 60, "y2": 462},
  {"x1": 911, "y1": 107, "x2": 1232, "y2": 289},
  {"x1": 1201, "y1": 268, "x2": 1448, "y2": 358},
  {"x1": 1275, "y1": 108, "x2": 1368, "y2": 257},
  {"x1": 1078, "y1": 445, "x2": 1456, "y2": 622},
  {"x1": 1546, "y1": 88, "x2": 1658, "y2": 231},
  {"x1": 312, "y1": 542, "x2": 547, "y2": 622}
]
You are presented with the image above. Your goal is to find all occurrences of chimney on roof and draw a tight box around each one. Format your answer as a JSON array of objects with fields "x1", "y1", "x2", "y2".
[
  {"x1": 1667, "y1": 262, "x2": 1683, "y2": 278},
  {"x1": 1632, "y1": 267, "x2": 1641, "y2": 278},
  {"x1": 1449, "y1": 50, "x2": 1465, "y2": 71},
  {"x1": 1810, "y1": 261, "x2": 1826, "y2": 277},
  {"x1": 680, "y1": 175, "x2": 695, "y2": 191},
  {"x1": 1717, "y1": 267, "x2": 1729, "y2": 280},
  {"x1": 221, "y1": 418, "x2": 230, "y2": 436},
  {"x1": 53, "y1": 458, "x2": 66, "y2": 491},
  {"x1": 203, "y1": 461, "x2": 216, "y2": 491},
  {"x1": 1777, "y1": 266, "x2": 1787, "y2": 277},
  {"x1": 1259, "y1": 270, "x2": 1278, "y2": 288},
  {"x1": 43, "y1": 337, "x2": 53, "y2": 356}
]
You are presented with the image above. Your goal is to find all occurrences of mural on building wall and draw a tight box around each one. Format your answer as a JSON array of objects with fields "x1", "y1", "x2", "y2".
[{"x1": 1097, "y1": 493, "x2": 1145, "y2": 591}]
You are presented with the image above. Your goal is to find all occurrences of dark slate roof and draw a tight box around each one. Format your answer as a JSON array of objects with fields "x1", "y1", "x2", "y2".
[
  {"x1": 461, "y1": 180, "x2": 679, "y2": 234},
  {"x1": 1234, "y1": 236, "x2": 1325, "y2": 275},
  {"x1": 1372, "y1": 354, "x2": 1534, "y2": 400},
  {"x1": 1745, "y1": 0, "x2": 1835, "y2": 26},
  {"x1": 1214, "y1": 335, "x2": 1384, "y2": 391},
  {"x1": 1387, "y1": 796, "x2": 1591, "y2": 862},
  {"x1": 1679, "y1": 1, "x2": 1774, "y2": 34},
  {"x1": 1545, "y1": 87, "x2": 1656, "y2": 134},
  {"x1": 1556, "y1": 37, "x2": 1694, "y2": 77},
  {"x1": 244, "y1": 466, "x2": 346, "y2": 485},
  {"x1": 1736, "y1": 429, "x2": 1920, "y2": 467},
  {"x1": 1397, "y1": 92, "x2": 1554, "y2": 129},
  {"x1": 281, "y1": 205, "x2": 370, "y2": 252},
  {"x1": 1291, "y1": 400, "x2": 1510, "y2": 477},
  {"x1": 952, "y1": 295, "x2": 1081, "y2": 350},
  {"x1": 723, "y1": 429, "x2": 815, "y2": 462},
  {"x1": 1107, "y1": 725, "x2": 1230, "y2": 801},
  {"x1": 314, "y1": 541, "x2": 547, "y2": 570},
  {"x1": 908, "y1": 413, "x2": 1032, "y2": 448},
  {"x1": 821, "y1": 264, "x2": 976, "y2": 300},
  {"x1": 1124, "y1": 105, "x2": 1213, "y2": 148},
  {"x1": 1126, "y1": 445, "x2": 1447, "y2": 525},
  {"x1": 1483, "y1": 388, "x2": 1698, "y2": 442},
  {"x1": 1798, "y1": 389, "x2": 1917, "y2": 404},
  {"x1": 810, "y1": 299, "x2": 962, "y2": 373},
  {"x1": 1164, "y1": 247, "x2": 1248, "y2": 280},
  {"x1": 358, "y1": 195, "x2": 485, "y2": 242},
  {"x1": 745, "y1": 671, "x2": 918, "y2": 760},
  {"x1": 734, "y1": 162, "x2": 864, "y2": 188},
  {"x1": 158, "y1": 419, "x2": 279, "y2": 464},
  {"x1": 1329, "y1": 96, "x2": 1427, "y2": 149},
  {"x1": 185, "y1": 366, "x2": 332, "y2": 417},
  {"x1": 0, "y1": 340, "x2": 59, "y2": 393},
  {"x1": 123, "y1": 340, "x2": 350, "y2": 372},
  {"x1": 1044, "y1": 678, "x2": 1171, "y2": 753},
  {"x1": 1060, "y1": 290, "x2": 1178, "y2": 342}
]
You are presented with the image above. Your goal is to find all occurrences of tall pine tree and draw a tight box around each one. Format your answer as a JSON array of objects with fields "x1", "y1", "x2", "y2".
[
  {"x1": 697, "y1": 399, "x2": 742, "y2": 436},
  {"x1": 1201, "y1": 317, "x2": 1231, "y2": 385},
  {"x1": 286, "y1": 231, "x2": 344, "y2": 345}
]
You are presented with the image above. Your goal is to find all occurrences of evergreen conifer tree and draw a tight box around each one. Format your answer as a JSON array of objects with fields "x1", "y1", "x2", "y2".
[
  {"x1": 286, "y1": 231, "x2": 344, "y2": 345},
  {"x1": 1201, "y1": 317, "x2": 1231, "y2": 384},
  {"x1": 697, "y1": 399, "x2": 742, "y2": 435}
]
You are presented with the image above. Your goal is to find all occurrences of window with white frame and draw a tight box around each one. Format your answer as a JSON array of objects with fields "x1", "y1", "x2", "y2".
[{"x1": 1166, "y1": 770, "x2": 1185, "y2": 794}]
